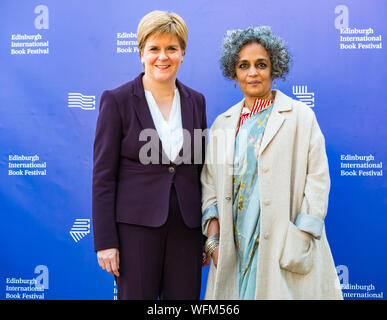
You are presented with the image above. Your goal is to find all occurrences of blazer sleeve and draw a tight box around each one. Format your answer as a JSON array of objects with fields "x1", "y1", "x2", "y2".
[
  {"x1": 92, "y1": 90, "x2": 122, "y2": 251},
  {"x1": 296, "y1": 113, "x2": 330, "y2": 239}
]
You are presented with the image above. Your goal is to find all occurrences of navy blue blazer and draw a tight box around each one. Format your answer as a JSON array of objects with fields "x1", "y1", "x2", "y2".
[{"x1": 92, "y1": 73, "x2": 207, "y2": 251}]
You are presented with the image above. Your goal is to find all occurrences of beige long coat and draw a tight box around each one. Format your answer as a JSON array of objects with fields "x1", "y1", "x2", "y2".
[{"x1": 201, "y1": 90, "x2": 343, "y2": 299}]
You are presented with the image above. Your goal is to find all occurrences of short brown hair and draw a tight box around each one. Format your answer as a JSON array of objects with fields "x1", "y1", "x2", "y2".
[{"x1": 137, "y1": 10, "x2": 188, "y2": 54}]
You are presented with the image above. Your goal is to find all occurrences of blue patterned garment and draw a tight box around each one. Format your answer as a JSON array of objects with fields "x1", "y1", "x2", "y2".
[{"x1": 233, "y1": 102, "x2": 273, "y2": 299}]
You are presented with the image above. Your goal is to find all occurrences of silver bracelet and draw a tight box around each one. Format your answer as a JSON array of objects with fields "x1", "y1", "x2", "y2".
[{"x1": 205, "y1": 233, "x2": 219, "y2": 256}]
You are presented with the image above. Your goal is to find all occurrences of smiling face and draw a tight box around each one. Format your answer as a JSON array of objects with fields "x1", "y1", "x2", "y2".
[
  {"x1": 234, "y1": 42, "x2": 273, "y2": 105},
  {"x1": 140, "y1": 33, "x2": 184, "y2": 85}
]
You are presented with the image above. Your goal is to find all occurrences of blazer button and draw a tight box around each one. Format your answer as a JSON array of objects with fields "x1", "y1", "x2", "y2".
[
  {"x1": 225, "y1": 196, "x2": 231, "y2": 201},
  {"x1": 264, "y1": 200, "x2": 271, "y2": 206},
  {"x1": 168, "y1": 166, "x2": 175, "y2": 173}
]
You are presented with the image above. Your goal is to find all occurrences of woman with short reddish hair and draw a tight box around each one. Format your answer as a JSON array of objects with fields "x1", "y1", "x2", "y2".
[{"x1": 92, "y1": 11, "x2": 207, "y2": 300}]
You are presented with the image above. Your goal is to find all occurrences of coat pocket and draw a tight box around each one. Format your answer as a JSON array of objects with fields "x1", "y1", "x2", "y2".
[{"x1": 279, "y1": 221, "x2": 314, "y2": 275}]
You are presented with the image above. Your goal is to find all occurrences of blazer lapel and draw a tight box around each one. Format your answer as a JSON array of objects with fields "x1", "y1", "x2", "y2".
[
  {"x1": 132, "y1": 74, "x2": 194, "y2": 164},
  {"x1": 132, "y1": 73, "x2": 167, "y2": 162},
  {"x1": 176, "y1": 80, "x2": 194, "y2": 155},
  {"x1": 132, "y1": 73, "x2": 157, "y2": 131}
]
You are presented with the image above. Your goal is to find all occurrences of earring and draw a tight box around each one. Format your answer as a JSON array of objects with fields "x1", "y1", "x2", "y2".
[{"x1": 234, "y1": 81, "x2": 237, "y2": 89}]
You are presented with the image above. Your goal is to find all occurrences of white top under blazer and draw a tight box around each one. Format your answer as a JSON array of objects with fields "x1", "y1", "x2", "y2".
[{"x1": 144, "y1": 89, "x2": 184, "y2": 162}]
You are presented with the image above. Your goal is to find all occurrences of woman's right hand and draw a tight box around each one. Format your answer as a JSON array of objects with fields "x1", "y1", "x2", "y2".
[{"x1": 97, "y1": 248, "x2": 120, "y2": 277}]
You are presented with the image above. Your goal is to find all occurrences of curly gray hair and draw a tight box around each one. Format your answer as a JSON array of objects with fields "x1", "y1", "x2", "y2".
[{"x1": 220, "y1": 26, "x2": 291, "y2": 80}]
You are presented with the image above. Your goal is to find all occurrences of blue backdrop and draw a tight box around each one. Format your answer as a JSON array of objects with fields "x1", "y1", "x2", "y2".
[{"x1": 1, "y1": 0, "x2": 386, "y2": 300}]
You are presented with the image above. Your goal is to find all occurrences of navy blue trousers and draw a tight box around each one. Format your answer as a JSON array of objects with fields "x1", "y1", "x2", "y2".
[{"x1": 116, "y1": 184, "x2": 202, "y2": 300}]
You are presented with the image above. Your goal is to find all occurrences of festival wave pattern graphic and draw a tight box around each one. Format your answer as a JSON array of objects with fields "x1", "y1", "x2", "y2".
[
  {"x1": 67, "y1": 93, "x2": 95, "y2": 110},
  {"x1": 69, "y1": 219, "x2": 90, "y2": 242},
  {"x1": 292, "y1": 85, "x2": 315, "y2": 107}
]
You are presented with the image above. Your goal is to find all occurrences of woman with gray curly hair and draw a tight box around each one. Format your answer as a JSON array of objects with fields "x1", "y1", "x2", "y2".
[{"x1": 201, "y1": 26, "x2": 342, "y2": 299}]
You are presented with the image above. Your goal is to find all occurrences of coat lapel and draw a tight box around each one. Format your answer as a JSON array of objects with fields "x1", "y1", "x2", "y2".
[
  {"x1": 258, "y1": 89, "x2": 292, "y2": 156},
  {"x1": 222, "y1": 100, "x2": 244, "y2": 167},
  {"x1": 213, "y1": 100, "x2": 243, "y2": 299}
]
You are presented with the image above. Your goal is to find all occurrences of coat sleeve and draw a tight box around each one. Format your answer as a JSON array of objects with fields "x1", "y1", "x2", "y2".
[
  {"x1": 197, "y1": 93, "x2": 207, "y2": 176},
  {"x1": 198, "y1": 93, "x2": 210, "y2": 242},
  {"x1": 296, "y1": 113, "x2": 330, "y2": 239},
  {"x1": 200, "y1": 122, "x2": 219, "y2": 237},
  {"x1": 92, "y1": 90, "x2": 122, "y2": 251}
]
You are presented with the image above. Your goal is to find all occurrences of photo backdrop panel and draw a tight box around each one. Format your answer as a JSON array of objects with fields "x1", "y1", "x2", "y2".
[{"x1": 0, "y1": 0, "x2": 385, "y2": 300}]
